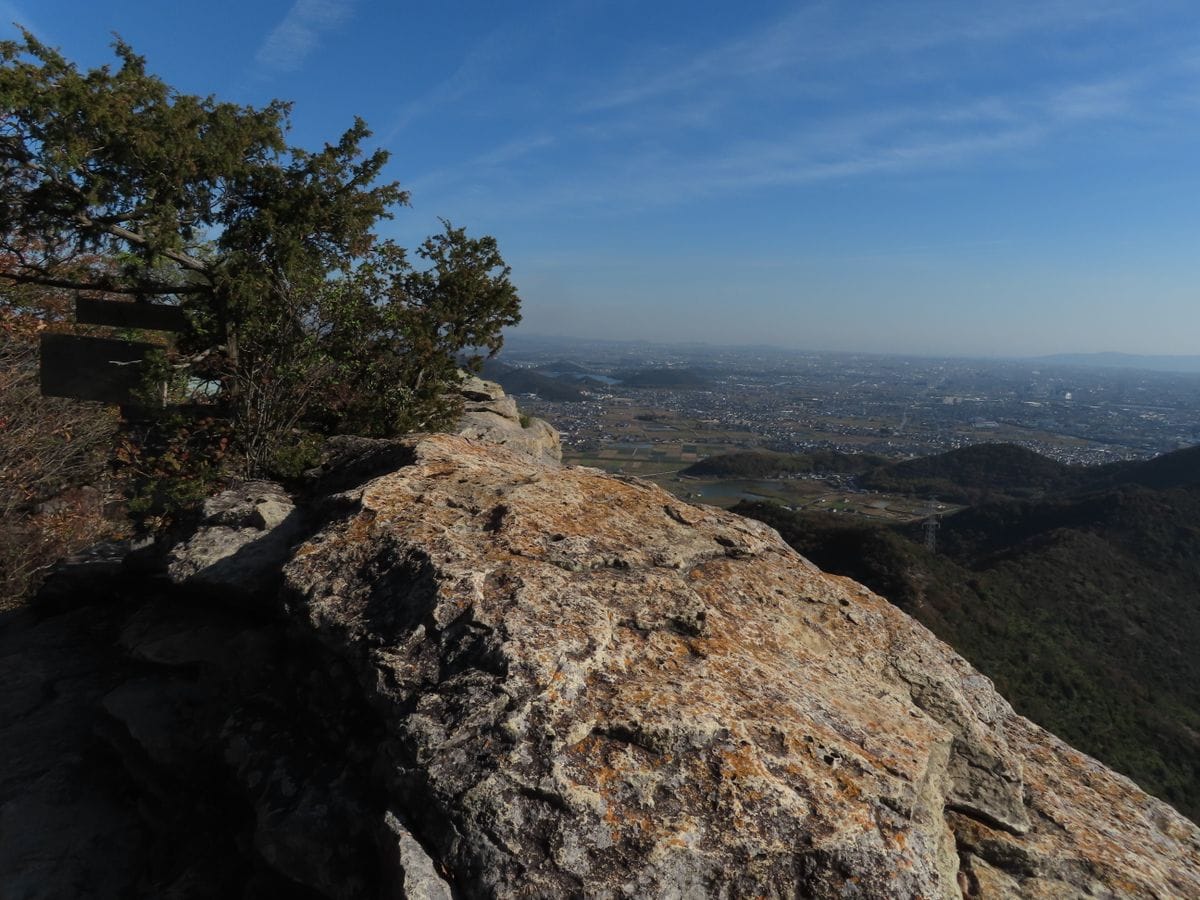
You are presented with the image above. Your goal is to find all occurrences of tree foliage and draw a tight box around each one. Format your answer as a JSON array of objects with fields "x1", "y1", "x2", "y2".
[{"x1": 0, "y1": 30, "x2": 520, "y2": 482}]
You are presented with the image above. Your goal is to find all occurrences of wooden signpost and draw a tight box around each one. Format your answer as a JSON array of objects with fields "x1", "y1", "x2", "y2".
[
  {"x1": 39, "y1": 298, "x2": 188, "y2": 405},
  {"x1": 39, "y1": 333, "x2": 160, "y2": 404},
  {"x1": 74, "y1": 297, "x2": 188, "y2": 332}
]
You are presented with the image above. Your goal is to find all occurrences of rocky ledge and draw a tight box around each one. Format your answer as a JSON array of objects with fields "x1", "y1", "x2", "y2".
[
  {"x1": 454, "y1": 374, "x2": 561, "y2": 466},
  {"x1": 2, "y1": 428, "x2": 1198, "y2": 897}
]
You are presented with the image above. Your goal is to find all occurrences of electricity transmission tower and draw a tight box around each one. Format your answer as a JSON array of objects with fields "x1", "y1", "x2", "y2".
[{"x1": 922, "y1": 498, "x2": 940, "y2": 552}]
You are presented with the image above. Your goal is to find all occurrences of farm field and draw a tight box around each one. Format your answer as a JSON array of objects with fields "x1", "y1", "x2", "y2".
[{"x1": 563, "y1": 441, "x2": 953, "y2": 521}]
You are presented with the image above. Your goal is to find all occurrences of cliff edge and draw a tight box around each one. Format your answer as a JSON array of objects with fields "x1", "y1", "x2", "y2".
[{"x1": 3, "y1": 418, "x2": 1198, "y2": 896}]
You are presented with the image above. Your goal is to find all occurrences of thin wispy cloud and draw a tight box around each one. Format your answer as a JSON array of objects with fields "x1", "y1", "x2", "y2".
[
  {"x1": 383, "y1": 31, "x2": 511, "y2": 141},
  {"x1": 255, "y1": 0, "x2": 353, "y2": 74},
  {"x1": 389, "y1": 0, "x2": 1199, "y2": 235},
  {"x1": 583, "y1": 4, "x2": 825, "y2": 112},
  {"x1": 1046, "y1": 77, "x2": 1140, "y2": 120},
  {"x1": 616, "y1": 73, "x2": 1141, "y2": 201},
  {"x1": 597, "y1": 123, "x2": 1044, "y2": 208},
  {"x1": 586, "y1": 0, "x2": 1150, "y2": 112},
  {"x1": 474, "y1": 134, "x2": 556, "y2": 168},
  {"x1": 424, "y1": 64, "x2": 1165, "y2": 223},
  {"x1": 0, "y1": 2, "x2": 46, "y2": 41},
  {"x1": 384, "y1": 0, "x2": 600, "y2": 141},
  {"x1": 407, "y1": 133, "x2": 556, "y2": 198}
]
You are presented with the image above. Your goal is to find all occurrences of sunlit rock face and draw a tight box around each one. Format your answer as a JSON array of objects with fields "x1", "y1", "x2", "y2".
[
  {"x1": 455, "y1": 374, "x2": 561, "y2": 465},
  {"x1": 5, "y1": 400, "x2": 1199, "y2": 897},
  {"x1": 283, "y1": 433, "x2": 1200, "y2": 899}
]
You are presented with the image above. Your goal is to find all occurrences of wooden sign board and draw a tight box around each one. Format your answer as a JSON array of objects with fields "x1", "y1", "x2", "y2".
[
  {"x1": 75, "y1": 297, "x2": 188, "y2": 332},
  {"x1": 39, "y1": 333, "x2": 158, "y2": 404}
]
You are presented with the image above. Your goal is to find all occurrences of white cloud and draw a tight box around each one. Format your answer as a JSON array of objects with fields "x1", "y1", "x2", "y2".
[
  {"x1": 1046, "y1": 77, "x2": 1139, "y2": 121},
  {"x1": 255, "y1": 0, "x2": 353, "y2": 74},
  {"x1": 398, "y1": 1, "x2": 1196, "y2": 226},
  {"x1": 586, "y1": 1, "x2": 1151, "y2": 112}
]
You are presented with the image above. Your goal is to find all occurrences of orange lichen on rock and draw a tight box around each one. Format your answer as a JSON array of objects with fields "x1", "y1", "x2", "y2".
[{"x1": 281, "y1": 433, "x2": 1200, "y2": 898}]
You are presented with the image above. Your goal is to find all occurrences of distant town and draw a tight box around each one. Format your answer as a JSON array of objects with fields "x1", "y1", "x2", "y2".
[{"x1": 485, "y1": 335, "x2": 1200, "y2": 517}]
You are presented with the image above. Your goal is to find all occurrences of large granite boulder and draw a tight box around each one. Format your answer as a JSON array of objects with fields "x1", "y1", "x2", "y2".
[
  {"x1": 282, "y1": 434, "x2": 1200, "y2": 898},
  {"x1": 3, "y1": 433, "x2": 1198, "y2": 897}
]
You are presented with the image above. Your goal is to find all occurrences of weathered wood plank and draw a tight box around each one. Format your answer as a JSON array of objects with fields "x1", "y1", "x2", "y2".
[
  {"x1": 75, "y1": 297, "x2": 188, "y2": 332},
  {"x1": 39, "y1": 333, "x2": 158, "y2": 403}
]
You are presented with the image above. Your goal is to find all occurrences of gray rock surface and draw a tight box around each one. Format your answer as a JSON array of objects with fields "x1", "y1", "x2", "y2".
[
  {"x1": 283, "y1": 433, "x2": 1200, "y2": 898},
  {"x1": 3, "y1": 433, "x2": 1198, "y2": 898},
  {"x1": 166, "y1": 480, "x2": 303, "y2": 598},
  {"x1": 455, "y1": 374, "x2": 561, "y2": 465},
  {"x1": 383, "y1": 810, "x2": 454, "y2": 900},
  {"x1": 0, "y1": 578, "x2": 396, "y2": 898},
  {"x1": 0, "y1": 602, "x2": 147, "y2": 900}
]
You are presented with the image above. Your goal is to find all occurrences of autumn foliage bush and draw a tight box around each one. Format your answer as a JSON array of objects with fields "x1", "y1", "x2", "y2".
[{"x1": 0, "y1": 301, "x2": 123, "y2": 607}]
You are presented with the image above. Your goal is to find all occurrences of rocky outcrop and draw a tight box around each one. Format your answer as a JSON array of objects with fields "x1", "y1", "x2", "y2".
[
  {"x1": 166, "y1": 480, "x2": 303, "y2": 598},
  {"x1": 3, "y1": 433, "x2": 1198, "y2": 898},
  {"x1": 283, "y1": 434, "x2": 1200, "y2": 898},
  {"x1": 455, "y1": 374, "x2": 561, "y2": 465}
]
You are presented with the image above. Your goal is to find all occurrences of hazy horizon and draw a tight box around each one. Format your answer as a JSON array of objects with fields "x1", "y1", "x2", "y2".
[
  {"x1": 501, "y1": 330, "x2": 1200, "y2": 368},
  {"x1": 6, "y1": 1, "x2": 1200, "y2": 357}
]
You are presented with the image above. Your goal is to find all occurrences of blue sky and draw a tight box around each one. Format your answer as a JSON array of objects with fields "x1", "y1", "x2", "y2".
[{"x1": 4, "y1": 1, "x2": 1200, "y2": 357}]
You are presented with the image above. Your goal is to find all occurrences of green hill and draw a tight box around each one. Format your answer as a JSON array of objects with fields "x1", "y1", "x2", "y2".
[
  {"x1": 687, "y1": 442, "x2": 1078, "y2": 502},
  {"x1": 860, "y1": 442, "x2": 1074, "y2": 501},
  {"x1": 1082, "y1": 443, "x2": 1200, "y2": 492},
  {"x1": 480, "y1": 361, "x2": 586, "y2": 401},
  {"x1": 681, "y1": 449, "x2": 884, "y2": 479}
]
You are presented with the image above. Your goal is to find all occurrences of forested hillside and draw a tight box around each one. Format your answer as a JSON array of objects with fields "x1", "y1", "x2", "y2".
[{"x1": 736, "y1": 443, "x2": 1200, "y2": 821}]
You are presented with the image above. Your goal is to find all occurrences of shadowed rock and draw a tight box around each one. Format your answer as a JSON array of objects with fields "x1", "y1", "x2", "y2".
[{"x1": 167, "y1": 480, "x2": 305, "y2": 600}]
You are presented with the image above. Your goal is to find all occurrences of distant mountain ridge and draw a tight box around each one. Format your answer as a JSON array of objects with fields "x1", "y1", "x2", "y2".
[
  {"x1": 686, "y1": 441, "x2": 1200, "y2": 504},
  {"x1": 1034, "y1": 352, "x2": 1200, "y2": 374},
  {"x1": 479, "y1": 360, "x2": 586, "y2": 401}
]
